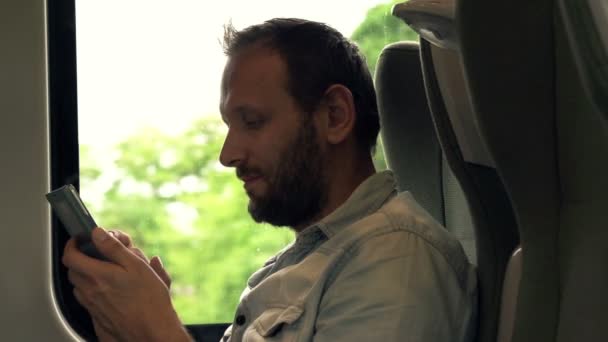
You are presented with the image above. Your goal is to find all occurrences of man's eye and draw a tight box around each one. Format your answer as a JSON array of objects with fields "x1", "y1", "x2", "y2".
[{"x1": 245, "y1": 119, "x2": 265, "y2": 128}]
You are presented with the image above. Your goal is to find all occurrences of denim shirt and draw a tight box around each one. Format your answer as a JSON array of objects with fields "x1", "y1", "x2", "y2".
[{"x1": 222, "y1": 171, "x2": 478, "y2": 342}]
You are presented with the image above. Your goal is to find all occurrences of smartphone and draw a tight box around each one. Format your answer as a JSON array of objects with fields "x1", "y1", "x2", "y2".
[{"x1": 46, "y1": 184, "x2": 106, "y2": 260}]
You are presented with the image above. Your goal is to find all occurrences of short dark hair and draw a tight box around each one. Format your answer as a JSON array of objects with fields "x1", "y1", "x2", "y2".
[{"x1": 223, "y1": 18, "x2": 380, "y2": 155}]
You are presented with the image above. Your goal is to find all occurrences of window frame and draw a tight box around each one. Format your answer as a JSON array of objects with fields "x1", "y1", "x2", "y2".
[
  {"x1": 47, "y1": 0, "x2": 94, "y2": 339},
  {"x1": 47, "y1": 1, "x2": 230, "y2": 339}
]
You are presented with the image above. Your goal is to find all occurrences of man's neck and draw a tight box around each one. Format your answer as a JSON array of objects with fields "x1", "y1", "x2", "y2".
[{"x1": 293, "y1": 156, "x2": 376, "y2": 232}]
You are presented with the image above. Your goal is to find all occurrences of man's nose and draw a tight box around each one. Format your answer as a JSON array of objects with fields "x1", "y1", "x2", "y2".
[{"x1": 219, "y1": 129, "x2": 245, "y2": 168}]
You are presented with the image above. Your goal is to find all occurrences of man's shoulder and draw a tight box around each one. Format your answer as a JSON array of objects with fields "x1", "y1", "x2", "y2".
[
  {"x1": 332, "y1": 191, "x2": 459, "y2": 248},
  {"x1": 314, "y1": 193, "x2": 477, "y2": 342},
  {"x1": 378, "y1": 192, "x2": 466, "y2": 256},
  {"x1": 328, "y1": 192, "x2": 474, "y2": 290}
]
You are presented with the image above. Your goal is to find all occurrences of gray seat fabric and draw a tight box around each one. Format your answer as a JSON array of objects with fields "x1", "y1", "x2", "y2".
[
  {"x1": 375, "y1": 42, "x2": 443, "y2": 223},
  {"x1": 554, "y1": 23, "x2": 608, "y2": 342},
  {"x1": 376, "y1": 39, "x2": 521, "y2": 342},
  {"x1": 417, "y1": 40, "x2": 520, "y2": 342},
  {"x1": 375, "y1": 41, "x2": 477, "y2": 264},
  {"x1": 375, "y1": 37, "x2": 520, "y2": 342},
  {"x1": 456, "y1": 0, "x2": 608, "y2": 341},
  {"x1": 496, "y1": 246, "x2": 522, "y2": 342}
]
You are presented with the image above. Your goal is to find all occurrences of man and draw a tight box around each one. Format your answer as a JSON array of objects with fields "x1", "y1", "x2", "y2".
[{"x1": 63, "y1": 18, "x2": 477, "y2": 341}]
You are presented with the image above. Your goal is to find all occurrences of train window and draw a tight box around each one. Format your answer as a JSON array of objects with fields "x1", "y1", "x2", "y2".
[{"x1": 49, "y1": 0, "x2": 418, "y2": 332}]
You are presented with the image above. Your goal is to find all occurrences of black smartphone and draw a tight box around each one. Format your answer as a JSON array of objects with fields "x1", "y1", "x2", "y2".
[{"x1": 46, "y1": 184, "x2": 106, "y2": 260}]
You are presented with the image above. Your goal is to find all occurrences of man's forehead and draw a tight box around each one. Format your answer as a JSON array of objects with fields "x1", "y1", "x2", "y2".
[
  {"x1": 222, "y1": 45, "x2": 285, "y2": 87},
  {"x1": 220, "y1": 46, "x2": 288, "y2": 112}
]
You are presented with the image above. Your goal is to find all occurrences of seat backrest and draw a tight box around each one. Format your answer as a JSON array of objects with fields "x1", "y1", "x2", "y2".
[
  {"x1": 417, "y1": 40, "x2": 520, "y2": 342},
  {"x1": 375, "y1": 39, "x2": 520, "y2": 342},
  {"x1": 456, "y1": 0, "x2": 608, "y2": 340},
  {"x1": 375, "y1": 41, "x2": 476, "y2": 264},
  {"x1": 553, "y1": 20, "x2": 608, "y2": 342}
]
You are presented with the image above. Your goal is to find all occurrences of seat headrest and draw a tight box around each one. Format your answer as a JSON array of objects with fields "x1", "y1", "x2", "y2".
[
  {"x1": 421, "y1": 42, "x2": 494, "y2": 168},
  {"x1": 375, "y1": 41, "x2": 444, "y2": 223}
]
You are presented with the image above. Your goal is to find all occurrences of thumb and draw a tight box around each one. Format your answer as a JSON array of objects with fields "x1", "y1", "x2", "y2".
[
  {"x1": 150, "y1": 256, "x2": 172, "y2": 289},
  {"x1": 92, "y1": 227, "x2": 134, "y2": 267}
]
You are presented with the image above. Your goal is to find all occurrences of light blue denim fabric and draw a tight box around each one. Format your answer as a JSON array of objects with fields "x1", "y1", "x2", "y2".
[{"x1": 222, "y1": 170, "x2": 477, "y2": 341}]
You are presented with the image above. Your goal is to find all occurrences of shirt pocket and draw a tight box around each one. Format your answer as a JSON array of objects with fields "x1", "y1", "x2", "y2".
[{"x1": 244, "y1": 305, "x2": 304, "y2": 341}]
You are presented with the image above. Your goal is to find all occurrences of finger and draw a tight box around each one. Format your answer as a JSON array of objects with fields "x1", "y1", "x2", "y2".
[
  {"x1": 62, "y1": 237, "x2": 79, "y2": 266},
  {"x1": 130, "y1": 247, "x2": 149, "y2": 263},
  {"x1": 67, "y1": 269, "x2": 93, "y2": 288},
  {"x1": 63, "y1": 235, "x2": 121, "y2": 276},
  {"x1": 150, "y1": 256, "x2": 171, "y2": 289},
  {"x1": 73, "y1": 287, "x2": 92, "y2": 310},
  {"x1": 91, "y1": 317, "x2": 119, "y2": 342},
  {"x1": 62, "y1": 238, "x2": 92, "y2": 269},
  {"x1": 107, "y1": 229, "x2": 132, "y2": 248},
  {"x1": 91, "y1": 227, "x2": 139, "y2": 268}
]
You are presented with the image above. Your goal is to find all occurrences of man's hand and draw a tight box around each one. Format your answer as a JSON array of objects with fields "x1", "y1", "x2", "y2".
[
  {"x1": 108, "y1": 230, "x2": 172, "y2": 289},
  {"x1": 62, "y1": 227, "x2": 192, "y2": 342}
]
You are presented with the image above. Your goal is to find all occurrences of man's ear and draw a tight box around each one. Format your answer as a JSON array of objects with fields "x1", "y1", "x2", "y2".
[{"x1": 320, "y1": 84, "x2": 356, "y2": 145}]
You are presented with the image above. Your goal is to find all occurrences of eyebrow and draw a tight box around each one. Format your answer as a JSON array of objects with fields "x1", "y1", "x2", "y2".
[
  {"x1": 221, "y1": 105, "x2": 266, "y2": 126},
  {"x1": 234, "y1": 105, "x2": 264, "y2": 116}
]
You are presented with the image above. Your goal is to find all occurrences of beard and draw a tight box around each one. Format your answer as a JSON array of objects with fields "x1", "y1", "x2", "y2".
[{"x1": 239, "y1": 118, "x2": 328, "y2": 228}]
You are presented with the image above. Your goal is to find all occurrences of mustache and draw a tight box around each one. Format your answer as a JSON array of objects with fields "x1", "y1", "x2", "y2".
[{"x1": 236, "y1": 166, "x2": 264, "y2": 179}]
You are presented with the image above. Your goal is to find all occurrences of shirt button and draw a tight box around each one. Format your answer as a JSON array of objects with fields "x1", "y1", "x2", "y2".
[{"x1": 236, "y1": 314, "x2": 246, "y2": 326}]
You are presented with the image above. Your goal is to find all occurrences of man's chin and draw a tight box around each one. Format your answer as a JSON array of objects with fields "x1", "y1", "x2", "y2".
[
  {"x1": 247, "y1": 199, "x2": 266, "y2": 223},
  {"x1": 245, "y1": 187, "x2": 265, "y2": 202}
]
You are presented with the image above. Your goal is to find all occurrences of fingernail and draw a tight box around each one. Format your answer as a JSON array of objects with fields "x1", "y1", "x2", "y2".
[
  {"x1": 93, "y1": 227, "x2": 109, "y2": 243},
  {"x1": 152, "y1": 256, "x2": 163, "y2": 267}
]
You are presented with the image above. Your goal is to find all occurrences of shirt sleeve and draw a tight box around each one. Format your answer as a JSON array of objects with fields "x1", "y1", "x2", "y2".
[{"x1": 312, "y1": 231, "x2": 475, "y2": 342}]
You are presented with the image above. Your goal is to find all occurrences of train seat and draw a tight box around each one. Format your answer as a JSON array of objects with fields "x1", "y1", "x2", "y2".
[{"x1": 375, "y1": 38, "x2": 520, "y2": 342}]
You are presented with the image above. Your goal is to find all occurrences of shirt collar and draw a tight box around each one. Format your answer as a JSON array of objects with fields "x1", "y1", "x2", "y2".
[{"x1": 298, "y1": 170, "x2": 398, "y2": 240}]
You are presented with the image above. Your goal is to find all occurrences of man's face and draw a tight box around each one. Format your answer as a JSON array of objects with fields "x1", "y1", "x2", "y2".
[{"x1": 219, "y1": 46, "x2": 328, "y2": 228}]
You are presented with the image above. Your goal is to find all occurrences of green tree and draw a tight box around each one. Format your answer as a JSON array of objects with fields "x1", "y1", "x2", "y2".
[
  {"x1": 351, "y1": 0, "x2": 419, "y2": 77},
  {"x1": 350, "y1": 0, "x2": 419, "y2": 172},
  {"x1": 77, "y1": 1, "x2": 420, "y2": 325},
  {"x1": 84, "y1": 118, "x2": 293, "y2": 324}
]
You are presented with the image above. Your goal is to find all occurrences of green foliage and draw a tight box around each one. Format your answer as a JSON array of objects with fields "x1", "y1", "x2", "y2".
[
  {"x1": 82, "y1": 118, "x2": 293, "y2": 324},
  {"x1": 351, "y1": 0, "x2": 419, "y2": 172},
  {"x1": 81, "y1": 120, "x2": 385, "y2": 324},
  {"x1": 81, "y1": 121, "x2": 387, "y2": 324},
  {"x1": 76, "y1": 2, "x2": 416, "y2": 324},
  {"x1": 351, "y1": 0, "x2": 419, "y2": 77},
  {"x1": 373, "y1": 137, "x2": 388, "y2": 171},
  {"x1": 79, "y1": 145, "x2": 102, "y2": 181}
]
